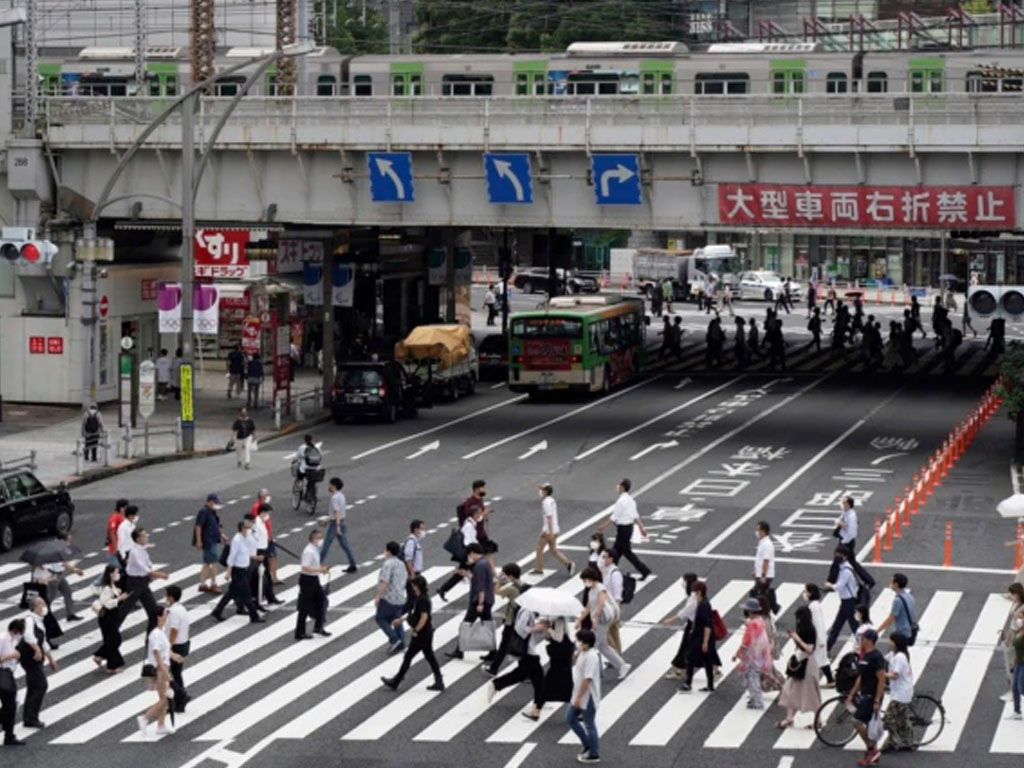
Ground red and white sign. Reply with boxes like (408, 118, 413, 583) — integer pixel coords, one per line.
(28, 336, 45, 354)
(141, 278, 158, 301)
(99, 295, 109, 318)
(241, 316, 261, 356)
(194, 229, 252, 278)
(718, 184, 1016, 229)
(46, 337, 63, 355)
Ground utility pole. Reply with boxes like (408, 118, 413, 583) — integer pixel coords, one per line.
(276, 0, 297, 96)
(134, 0, 147, 94)
(180, 91, 196, 451)
(23, 0, 37, 136)
(189, 0, 215, 85)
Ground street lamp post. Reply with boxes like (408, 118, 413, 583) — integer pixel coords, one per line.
(76, 42, 314, 447)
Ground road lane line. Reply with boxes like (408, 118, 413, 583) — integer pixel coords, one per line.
(920, 593, 1006, 752)
(351, 395, 527, 460)
(501, 743, 536, 768)
(700, 383, 904, 556)
(462, 377, 659, 460)
(573, 377, 742, 460)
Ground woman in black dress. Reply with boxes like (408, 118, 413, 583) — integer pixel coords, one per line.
(92, 565, 128, 673)
(663, 573, 699, 679)
(681, 580, 722, 692)
(381, 575, 444, 692)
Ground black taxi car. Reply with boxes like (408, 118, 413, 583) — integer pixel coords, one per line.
(0, 468, 74, 552)
(331, 361, 425, 423)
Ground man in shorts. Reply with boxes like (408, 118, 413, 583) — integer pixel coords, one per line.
(845, 628, 888, 765)
(194, 493, 226, 594)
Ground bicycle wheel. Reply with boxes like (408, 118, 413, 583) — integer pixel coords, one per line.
(815, 695, 859, 747)
(292, 478, 303, 511)
(909, 693, 945, 747)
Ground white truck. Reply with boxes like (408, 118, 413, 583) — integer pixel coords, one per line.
(610, 245, 740, 298)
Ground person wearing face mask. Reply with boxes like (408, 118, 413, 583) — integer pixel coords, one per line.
(566, 628, 601, 764)
(575, 566, 630, 680)
(296, 529, 331, 640)
(92, 564, 129, 673)
(662, 572, 699, 680)
(803, 584, 833, 686)
(210, 517, 265, 625)
(533, 484, 574, 577)
(20, 597, 58, 729)
(402, 520, 424, 613)
(882, 632, 915, 751)
(596, 479, 652, 581)
(0, 619, 25, 746)
(81, 404, 104, 462)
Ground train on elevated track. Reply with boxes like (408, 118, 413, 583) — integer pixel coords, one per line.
(30, 40, 1024, 99)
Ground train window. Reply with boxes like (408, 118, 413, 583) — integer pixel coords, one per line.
(267, 74, 278, 97)
(215, 77, 244, 97)
(392, 75, 405, 96)
(410, 74, 422, 96)
(661, 74, 673, 95)
(353, 75, 372, 97)
(441, 74, 494, 97)
(866, 71, 888, 93)
(826, 72, 848, 94)
(642, 73, 655, 95)
(695, 72, 749, 95)
(165, 74, 178, 96)
(316, 75, 336, 96)
(910, 68, 943, 94)
(148, 79, 161, 97)
(515, 73, 528, 96)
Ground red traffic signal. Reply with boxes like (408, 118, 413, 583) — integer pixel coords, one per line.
(0, 230, 58, 265)
(20, 242, 40, 262)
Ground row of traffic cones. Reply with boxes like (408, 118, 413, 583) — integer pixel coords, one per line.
(873, 381, 1004, 567)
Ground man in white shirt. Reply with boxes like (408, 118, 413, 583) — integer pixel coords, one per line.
(248, 504, 280, 606)
(597, 478, 652, 580)
(211, 516, 265, 624)
(0, 619, 26, 746)
(21, 598, 57, 729)
(533, 483, 574, 577)
(752, 520, 779, 614)
(155, 349, 171, 400)
(296, 529, 331, 640)
(116, 505, 140, 562)
(824, 546, 861, 651)
(566, 628, 601, 764)
(122, 527, 167, 633)
(320, 477, 357, 572)
(834, 496, 859, 554)
(483, 284, 497, 326)
(165, 584, 191, 713)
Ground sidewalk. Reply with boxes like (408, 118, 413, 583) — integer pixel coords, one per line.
(0, 367, 329, 488)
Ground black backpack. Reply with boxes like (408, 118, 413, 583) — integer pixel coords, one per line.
(305, 444, 322, 467)
(85, 413, 100, 433)
(834, 651, 861, 695)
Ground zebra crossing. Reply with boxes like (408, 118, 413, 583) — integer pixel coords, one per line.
(0, 553, 1020, 758)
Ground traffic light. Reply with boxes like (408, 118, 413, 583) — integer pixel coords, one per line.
(968, 285, 1024, 322)
(0, 227, 58, 265)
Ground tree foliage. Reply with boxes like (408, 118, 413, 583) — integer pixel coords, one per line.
(412, 0, 689, 53)
(320, 0, 390, 55)
(996, 343, 1024, 419)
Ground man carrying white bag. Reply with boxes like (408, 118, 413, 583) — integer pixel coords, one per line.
(447, 543, 496, 658)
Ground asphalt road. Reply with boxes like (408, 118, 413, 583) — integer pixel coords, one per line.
(1, 372, 1020, 768)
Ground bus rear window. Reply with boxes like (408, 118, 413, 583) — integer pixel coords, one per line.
(511, 318, 583, 338)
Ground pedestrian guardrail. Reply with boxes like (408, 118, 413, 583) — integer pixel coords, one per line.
(273, 385, 325, 431)
(72, 433, 110, 474)
(0, 450, 38, 472)
(118, 419, 182, 459)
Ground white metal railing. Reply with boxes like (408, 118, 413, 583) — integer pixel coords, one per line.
(39, 93, 1024, 138)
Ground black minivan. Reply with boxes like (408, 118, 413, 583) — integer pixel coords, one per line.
(331, 361, 425, 423)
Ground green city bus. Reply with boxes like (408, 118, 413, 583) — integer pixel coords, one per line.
(508, 294, 647, 397)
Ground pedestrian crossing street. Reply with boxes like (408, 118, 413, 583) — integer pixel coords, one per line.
(645, 334, 1002, 378)
(0, 556, 1021, 756)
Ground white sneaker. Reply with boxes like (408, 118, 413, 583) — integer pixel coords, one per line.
(156, 723, 175, 735)
(486, 681, 497, 704)
(136, 715, 148, 737)
(1005, 712, 1023, 721)
(618, 663, 632, 680)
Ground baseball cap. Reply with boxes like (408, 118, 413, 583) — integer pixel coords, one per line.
(206, 493, 221, 503)
(860, 628, 879, 642)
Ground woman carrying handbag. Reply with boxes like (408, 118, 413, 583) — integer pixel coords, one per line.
(92, 565, 129, 673)
(777, 605, 821, 728)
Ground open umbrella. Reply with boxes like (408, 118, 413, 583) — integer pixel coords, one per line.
(997, 493, 1024, 519)
(19, 540, 83, 567)
(938, 274, 959, 282)
(516, 586, 583, 617)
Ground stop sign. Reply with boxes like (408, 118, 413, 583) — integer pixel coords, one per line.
(99, 295, 109, 318)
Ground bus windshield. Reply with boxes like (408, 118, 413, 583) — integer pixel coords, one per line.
(511, 317, 583, 338)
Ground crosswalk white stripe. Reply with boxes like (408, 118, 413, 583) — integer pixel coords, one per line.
(254, 580, 479, 742)
(628, 579, 758, 746)
(842, 589, 962, 751)
(920, 593, 1007, 752)
(772, 589, 894, 751)
(349, 569, 567, 742)
(557, 576, 717, 745)
(481, 576, 670, 745)
(131, 566, 452, 743)
(13, 563, 210, 687)
(0, 562, 27, 578)
(57, 569, 372, 744)
(990, 700, 1024, 753)
(42, 568, 310, 744)
(702, 583, 807, 748)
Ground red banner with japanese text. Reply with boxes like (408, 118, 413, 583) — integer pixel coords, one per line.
(194, 229, 252, 278)
(718, 184, 1015, 229)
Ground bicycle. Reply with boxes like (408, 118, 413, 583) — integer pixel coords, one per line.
(814, 692, 945, 749)
(291, 464, 323, 516)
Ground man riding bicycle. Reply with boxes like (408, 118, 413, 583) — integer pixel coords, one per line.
(295, 434, 323, 494)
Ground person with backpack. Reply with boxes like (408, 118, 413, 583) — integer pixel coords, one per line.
(321, 477, 357, 573)
(483, 563, 529, 677)
(877, 573, 917, 644)
(81, 404, 103, 462)
(576, 566, 630, 680)
(295, 433, 323, 492)
(825, 547, 862, 652)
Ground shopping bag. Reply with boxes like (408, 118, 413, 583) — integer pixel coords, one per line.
(250, 438, 259, 454)
(458, 619, 496, 653)
(867, 712, 885, 743)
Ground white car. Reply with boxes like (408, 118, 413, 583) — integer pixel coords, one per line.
(736, 271, 802, 302)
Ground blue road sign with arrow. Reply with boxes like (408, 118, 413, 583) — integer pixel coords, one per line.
(483, 153, 532, 204)
(368, 152, 414, 202)
(591, 154, 641, 205)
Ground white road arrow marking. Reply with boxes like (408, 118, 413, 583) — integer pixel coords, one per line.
(630, 440, 679, 461)
(599, 163, 635, 198)
(870, 452, 907, 466)
(405, 440, 440, 460)
(374, 157, 406, 200)
(518, 440, 548, 460)
(493, 159, 524, 202)
(674, 377, 693, 390)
